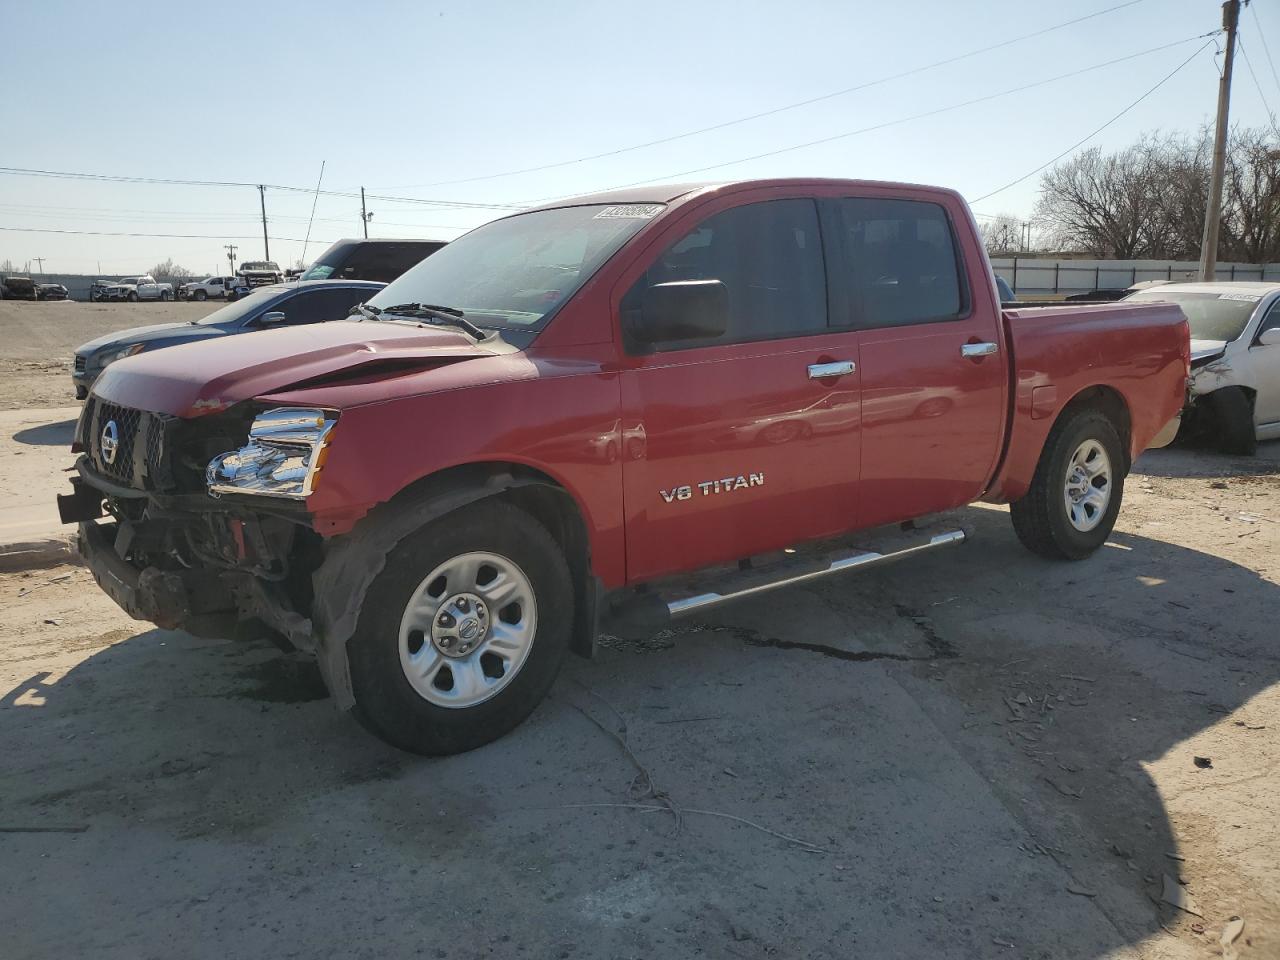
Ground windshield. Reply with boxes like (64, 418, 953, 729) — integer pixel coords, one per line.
(192, 286, 285, 325)
(1126, 290, 1262, 342)
(367, 203, 664, 330)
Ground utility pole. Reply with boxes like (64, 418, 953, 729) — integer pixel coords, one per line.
(258, 185, 270, 262)
(32, 257, 45, 275)
(225, 243, 238, 275)
(361, 187, 369, 239)
(1199, 0, 1240, 282)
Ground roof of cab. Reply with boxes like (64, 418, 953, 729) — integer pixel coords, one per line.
(525, 178, 963, 213)
(1135, 281, 1280, 296)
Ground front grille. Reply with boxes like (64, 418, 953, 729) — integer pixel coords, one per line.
(90, 401, 142, 484)
(74, 355, 86, 373)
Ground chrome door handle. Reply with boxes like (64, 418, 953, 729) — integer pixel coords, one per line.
(808, 360, 856, 379)
(961, 342, 999, 358)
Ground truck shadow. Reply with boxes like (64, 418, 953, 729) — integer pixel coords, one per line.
(0, 508, 1275, 958)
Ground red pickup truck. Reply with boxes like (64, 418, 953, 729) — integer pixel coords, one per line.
(59, 179, 1189, 755)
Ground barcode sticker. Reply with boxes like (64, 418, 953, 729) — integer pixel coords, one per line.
(594, 204, 664, 220)
(1218, 293, 1262, 301)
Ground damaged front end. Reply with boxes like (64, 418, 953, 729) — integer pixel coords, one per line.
(59, 396, 329, 652)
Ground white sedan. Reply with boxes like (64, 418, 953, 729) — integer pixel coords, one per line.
(1127, 282, 1280, 454)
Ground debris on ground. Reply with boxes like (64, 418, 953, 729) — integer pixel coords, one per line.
(1221, 916, 1245, 960)
(1193, 756, 1213, 769)
(1160, 874, 1204, 918)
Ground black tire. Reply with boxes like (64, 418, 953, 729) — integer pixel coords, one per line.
(161, 290, 172, 301)
(347, 499, 574, 755)
(1010, 408, 1126, 561)
(127, 291, 139, 302)
(194, 289, 207, 301)
(1207, 388, 1257, 456)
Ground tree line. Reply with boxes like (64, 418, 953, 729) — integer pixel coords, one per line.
(982, 126, 1279, 262)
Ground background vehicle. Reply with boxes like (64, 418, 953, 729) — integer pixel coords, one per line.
(89, 279, 116, 302)
(179, 276, 236, 301)
(1126, 281, 1280, 454)
(36, 282, 69, 300)
(69, 279, 383, 398)
(60, 179, 1188, 756)
(300, 238, 446, 283)
(237, 261, 283, 287)
(101, 275, 173, 302)
(1, 276, 38, 300)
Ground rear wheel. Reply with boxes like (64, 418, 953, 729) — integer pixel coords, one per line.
(1010, 409, 1126, 560)
(1207, 387, 1257, 456)
(160, 290, 172, 301)
(347, 500, 573, 755)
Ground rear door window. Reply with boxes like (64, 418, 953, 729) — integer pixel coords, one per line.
(832, 198, 966, 329)
(624, 198, 827, 349)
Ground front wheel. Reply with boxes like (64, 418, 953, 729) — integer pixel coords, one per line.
(347, 500, 574, 755)
(127, 292, 139, 302)
(194, 289, 207, 301)
(1207, 387, 1257, 456)
(160, 290, 172, 301)
(1010, 409, 1126, 560)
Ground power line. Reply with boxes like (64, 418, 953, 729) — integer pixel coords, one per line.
(1238, 38, 1280, 135)
(528, 32, 1216, 203)
(0, 225, 338, 243)
(969, 39, 1214, 204)
(374, 0, 1149, 191)
(1249, 0, 1280, 95)
(0, 166, 524, 210)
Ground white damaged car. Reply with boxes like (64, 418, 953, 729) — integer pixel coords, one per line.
(1126, 282, 1280, 455)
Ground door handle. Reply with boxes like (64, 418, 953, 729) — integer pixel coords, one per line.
(808, 360, 856, 379)
(961, 342, 999, 358)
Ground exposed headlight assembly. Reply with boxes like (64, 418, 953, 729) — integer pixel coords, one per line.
(206, 408, 337, 499)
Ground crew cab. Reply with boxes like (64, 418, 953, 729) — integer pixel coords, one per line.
(58, 179, 1189, 756)
(101, 275, 173, 302)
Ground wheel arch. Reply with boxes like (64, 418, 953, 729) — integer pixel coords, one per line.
(312, 459, 601, 710)
(1056, 384, 1133, 467)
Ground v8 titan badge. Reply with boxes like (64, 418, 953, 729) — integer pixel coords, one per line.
(661, 472, 764, 503)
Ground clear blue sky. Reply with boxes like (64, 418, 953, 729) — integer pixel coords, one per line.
(2, 0, 1277, 276)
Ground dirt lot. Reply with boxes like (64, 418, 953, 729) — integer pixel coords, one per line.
(0, 300, 220, 409)
(1, 431, 1277, 958)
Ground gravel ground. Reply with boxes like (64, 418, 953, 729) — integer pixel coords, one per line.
(1, 437, 1277, 959)
(0, 300, 221, 409)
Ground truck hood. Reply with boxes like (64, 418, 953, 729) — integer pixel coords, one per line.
(75, 322, 227, 355)
(90, 319, 502, 418)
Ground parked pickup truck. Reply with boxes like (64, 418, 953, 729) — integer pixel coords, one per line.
(101, 275, 174, 302)
(237, 261, 283, 288)
(178, 276, 237, 301)
(58, 179, 1190, 755)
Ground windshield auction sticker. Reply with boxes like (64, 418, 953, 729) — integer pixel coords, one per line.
(594, 204, 664, 219)
(1218, 293, 1262, 301)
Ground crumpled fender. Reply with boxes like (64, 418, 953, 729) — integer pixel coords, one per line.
(310, 471, 549, 710)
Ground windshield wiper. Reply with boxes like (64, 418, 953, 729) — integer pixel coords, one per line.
(352, 302, 381, 321)
(376, 303, 487, 341)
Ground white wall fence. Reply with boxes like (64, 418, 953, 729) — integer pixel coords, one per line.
(990, 258, 1280, 296)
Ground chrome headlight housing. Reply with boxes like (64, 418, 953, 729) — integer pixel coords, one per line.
(206, 408, 337, 499)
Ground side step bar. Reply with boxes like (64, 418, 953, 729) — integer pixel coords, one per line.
(604, 529, 966, 635)
(667, 531, 966, 618)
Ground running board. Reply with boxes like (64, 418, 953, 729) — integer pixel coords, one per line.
(603, 529, 966, 635)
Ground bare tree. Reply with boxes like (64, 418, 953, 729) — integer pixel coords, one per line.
(1036, 127, 1279, 262)
(149, 259, 195, 281)
(978, 214, 1024, 255)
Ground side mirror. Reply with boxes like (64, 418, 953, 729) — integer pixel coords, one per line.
(1258, 327, 1280, 346)
(258, 311, 286, 325)
(633, 280, 729, 344)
